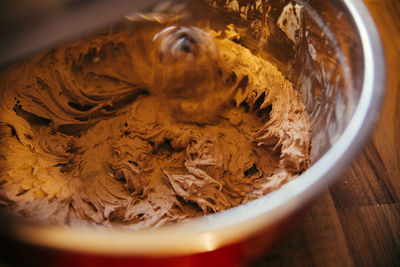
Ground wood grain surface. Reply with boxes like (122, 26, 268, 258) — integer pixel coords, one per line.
(253, 0, 400, 266)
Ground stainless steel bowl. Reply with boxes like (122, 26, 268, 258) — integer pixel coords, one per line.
(0, 0, 385, 266)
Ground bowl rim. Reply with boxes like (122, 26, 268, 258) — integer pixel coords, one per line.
(10, 0, 386, 257)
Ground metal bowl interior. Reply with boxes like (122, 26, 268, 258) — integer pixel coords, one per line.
(0, 0, 385, 258)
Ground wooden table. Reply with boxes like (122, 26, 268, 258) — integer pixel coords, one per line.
(253, 0, 400, 266)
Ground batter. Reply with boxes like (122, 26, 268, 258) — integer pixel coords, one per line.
(0, 24, 310, 229)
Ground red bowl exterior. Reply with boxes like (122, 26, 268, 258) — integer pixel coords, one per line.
(0, 207, 306, 267)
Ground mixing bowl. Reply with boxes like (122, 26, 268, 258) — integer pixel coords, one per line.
(0, 0, 385, 266)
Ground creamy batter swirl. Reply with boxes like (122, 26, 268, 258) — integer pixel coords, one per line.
(0, 23, 310, 229)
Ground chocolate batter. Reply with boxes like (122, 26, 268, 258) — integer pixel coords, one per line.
(0, 23, 310, 229)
